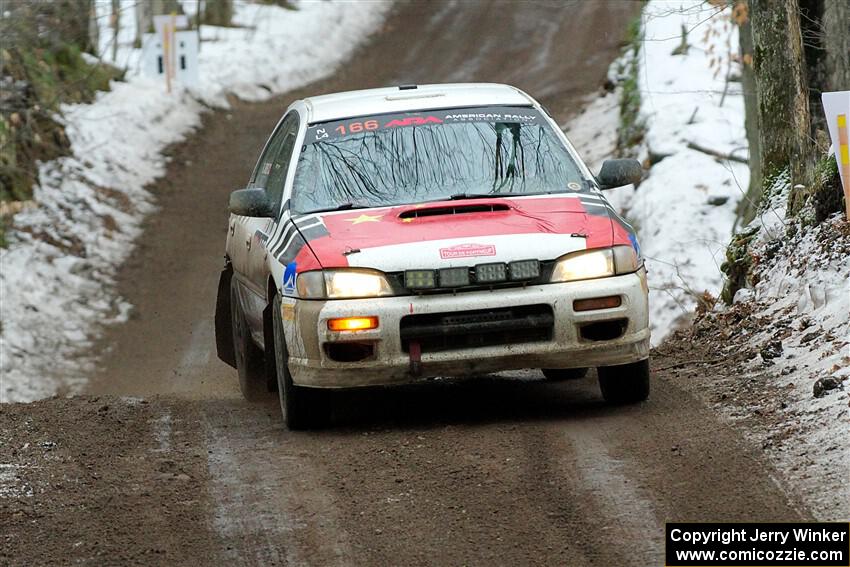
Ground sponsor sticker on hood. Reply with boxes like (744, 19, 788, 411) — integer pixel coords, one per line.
(439, 243, 497, 259)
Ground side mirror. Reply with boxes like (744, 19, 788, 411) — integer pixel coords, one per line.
(229, 188, 275, 217)
(597, 159, 642, 189)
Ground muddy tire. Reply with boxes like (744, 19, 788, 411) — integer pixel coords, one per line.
(262, 302, 279, 393)
(272, 295, 330, 430)
(541, 368, 588, 380)
(597, 359, 650, 404)
(230, 278, 266, 401)
(214, 264, 236, 368)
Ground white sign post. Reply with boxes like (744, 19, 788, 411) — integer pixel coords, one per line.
(140, 14, 199, 91)
(822, 91, 850, 219)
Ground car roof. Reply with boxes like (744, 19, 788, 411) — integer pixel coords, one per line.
(301, 83, 537, 124)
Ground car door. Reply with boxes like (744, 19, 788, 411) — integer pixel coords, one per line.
(246, 112, 299, 296)
(230, 120, 283, 277)
(229, 116, 291, 341)
(227, 213, 252, 285)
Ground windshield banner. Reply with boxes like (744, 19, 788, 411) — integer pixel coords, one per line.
(304, 106, 543, 144)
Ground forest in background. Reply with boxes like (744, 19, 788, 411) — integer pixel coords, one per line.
(0, 0, 259, 242)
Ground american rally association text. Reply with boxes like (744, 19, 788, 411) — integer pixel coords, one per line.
(670, 527, 848, 547)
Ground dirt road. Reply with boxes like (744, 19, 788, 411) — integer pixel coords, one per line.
(1, 2, 812, 565)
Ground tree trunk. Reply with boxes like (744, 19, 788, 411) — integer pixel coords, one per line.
(197, 0, 204, 51)
(86, 0, 98, 55)
(111, 0, 120, 62)
(798, 0, 828, 138)
(750, 0, 814, 195)
(135, 0, 184, 46)
(737, 2, 763, 224)
(823, 0, 850, 92)
(134, 1, 152, 47)
(33, 0, 98, 54)
(203, 0, 233, 27)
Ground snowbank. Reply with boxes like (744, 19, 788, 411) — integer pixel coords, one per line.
(722, 178, 849, 518)
(605, 0, 748, 344)
(0, 0, 392, 402)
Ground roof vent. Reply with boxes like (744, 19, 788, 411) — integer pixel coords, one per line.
(398, 84, 418, 91)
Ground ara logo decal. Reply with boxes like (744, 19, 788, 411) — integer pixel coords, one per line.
(439, 243, 497, 259)
(283, 262, 297, 293)
(384, 116, 443, 128)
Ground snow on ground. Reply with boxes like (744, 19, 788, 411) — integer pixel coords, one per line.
(563, 90, 620, 174)
(606, 0, 749, 344)
(0, 0, 392, 403)
(724, 179, 849, 518)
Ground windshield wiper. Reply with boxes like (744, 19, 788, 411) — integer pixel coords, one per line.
(447, 192, 517, 201)
(303, 202, 371, 214)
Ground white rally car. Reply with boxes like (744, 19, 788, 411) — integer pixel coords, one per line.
(215, 83, 650, 429)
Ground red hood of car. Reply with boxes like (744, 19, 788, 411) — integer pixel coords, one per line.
(292, 195, 631, 271)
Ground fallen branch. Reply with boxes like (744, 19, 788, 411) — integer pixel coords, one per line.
(686, 141, 749, 164)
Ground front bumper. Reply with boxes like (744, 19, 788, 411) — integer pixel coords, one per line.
(284, 270, 649, 388)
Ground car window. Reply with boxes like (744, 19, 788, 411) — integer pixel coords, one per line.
(252, 112, 299, 210)
(291, 106, 587, 214)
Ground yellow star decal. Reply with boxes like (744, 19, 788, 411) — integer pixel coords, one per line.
(345, 213, 383, 224)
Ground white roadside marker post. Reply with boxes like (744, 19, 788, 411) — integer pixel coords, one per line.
(822, 91, 850, 219)
(144, 14, 198, 93)
(162, 17, 172, 93)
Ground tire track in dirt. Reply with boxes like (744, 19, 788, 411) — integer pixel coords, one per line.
(202, 399, 356, 567)
(0, 398, 221, 566)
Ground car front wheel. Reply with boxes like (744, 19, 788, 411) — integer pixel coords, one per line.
(272, 295, 330, 430)
(597, 359, 650, 404)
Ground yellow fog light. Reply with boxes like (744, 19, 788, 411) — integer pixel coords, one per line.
(327, 316, 379, 332)
(573, 296, 622, 312)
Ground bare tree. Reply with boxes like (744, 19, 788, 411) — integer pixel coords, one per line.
(134, 0, 185, 47)
(111, 0, 120, 62)
(203, 0, 233, 27)
(725, 0, 845, 301)
(736, 1, 762, 223)
(2, 0, 98, 54)
(822, 0, 849, 91)
(749, 0, 813, 190)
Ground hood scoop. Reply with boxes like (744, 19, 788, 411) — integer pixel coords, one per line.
(399, 203, 510, 220)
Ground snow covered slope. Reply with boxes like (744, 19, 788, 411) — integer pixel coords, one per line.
(0, 0, 392, 402)
(717, 178, 849, 519)
(605, 0, 749, 344)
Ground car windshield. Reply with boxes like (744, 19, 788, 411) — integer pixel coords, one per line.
(290, 106, 588, 214)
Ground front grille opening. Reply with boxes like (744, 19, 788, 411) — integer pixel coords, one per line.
(579, 319, 628, 342)
(387, 260, 557, 296)
(324, 342, 375, 362)
(400, 304, 553, 353)
(398, 203, 510, 219)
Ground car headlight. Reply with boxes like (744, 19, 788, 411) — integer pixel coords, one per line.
(296, 269, 393, 299)
(550, 246, 640, 283)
